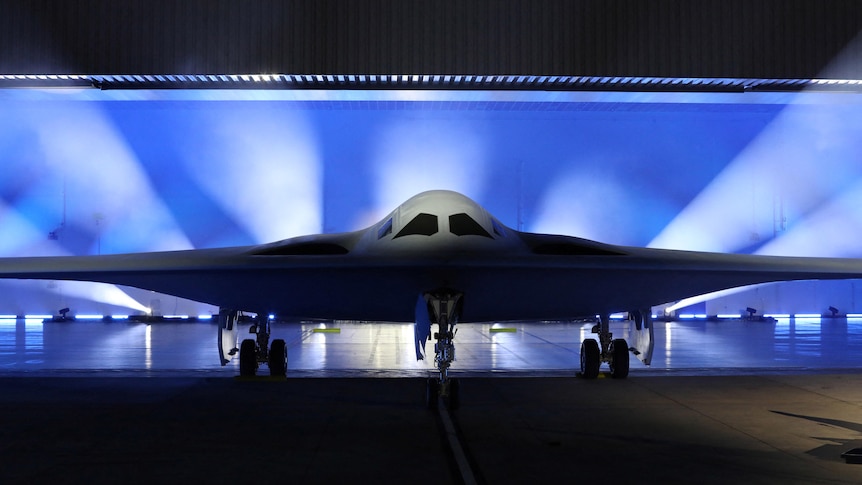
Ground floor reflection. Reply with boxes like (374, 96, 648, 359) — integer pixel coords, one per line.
(0, 317, 859, 376)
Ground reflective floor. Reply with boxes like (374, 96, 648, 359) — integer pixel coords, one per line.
(1, 316, 860, 377)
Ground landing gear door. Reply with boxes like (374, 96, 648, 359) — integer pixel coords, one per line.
(414, 294, 431, 361)
(218, 309, 240, 365)
(623, 310, 655, 366)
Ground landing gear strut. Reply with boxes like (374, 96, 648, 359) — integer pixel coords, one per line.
(421, 290, 463, 410)
(580, 313, 630, 379)
(239, 314, 286, 377)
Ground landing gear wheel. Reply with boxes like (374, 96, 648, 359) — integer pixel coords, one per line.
(447, 378, 460, 411)
(426, 378, 439, 410)
(609, 338, 630, 379)
(239, 339, 257, 377)
(269, 339, 287, 377)
(580, 339, 600, 379)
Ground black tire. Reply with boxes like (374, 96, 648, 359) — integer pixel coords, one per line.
(609, 338, 630, 379)
(269, 339, 287, 377)
(580, 339, 600, 379)
(426, 378, 439, 410)
(448, 378, 460, 411)
(239, 339, 257, 377)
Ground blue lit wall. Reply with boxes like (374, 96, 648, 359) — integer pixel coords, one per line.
(1, 90, 861, 315)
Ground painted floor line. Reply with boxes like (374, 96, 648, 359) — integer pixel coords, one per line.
(438, 399, 478, 485)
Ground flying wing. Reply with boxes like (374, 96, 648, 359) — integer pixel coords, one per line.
(0, 208, 857, 322)
(2, 190, 861, 387)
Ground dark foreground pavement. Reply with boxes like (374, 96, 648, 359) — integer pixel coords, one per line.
(1, 374, 861, 484)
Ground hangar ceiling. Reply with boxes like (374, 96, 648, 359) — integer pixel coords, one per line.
(1, 0, 861, 91)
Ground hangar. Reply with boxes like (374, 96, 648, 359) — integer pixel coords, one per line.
(1, 1, 862, 483)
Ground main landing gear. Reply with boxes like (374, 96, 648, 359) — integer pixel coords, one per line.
(579, 313, 630, 379)
(238, 314, 287, 377)
(421, 290, 463, 410)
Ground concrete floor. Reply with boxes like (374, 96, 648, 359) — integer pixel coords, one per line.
(1, 318, 861, 483)
(459, 374, 862, 484)
(1, 375, 861, 484)
(2, 317, 861, 375)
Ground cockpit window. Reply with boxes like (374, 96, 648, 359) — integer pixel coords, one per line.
(394, 213, 438, 238)
(449, 213, 492, 238)
(377, 218, 393, 239)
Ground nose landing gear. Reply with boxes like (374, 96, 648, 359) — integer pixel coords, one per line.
(420, 290, 463, 410)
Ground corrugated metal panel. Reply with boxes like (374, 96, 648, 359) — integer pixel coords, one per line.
(0, 0, 860, 79)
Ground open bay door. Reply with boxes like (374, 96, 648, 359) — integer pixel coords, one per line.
(623, 309, 655, 365)
(414, 294, 432, 360)
(218, 309, 240, 365)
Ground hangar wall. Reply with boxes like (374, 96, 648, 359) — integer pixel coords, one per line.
(2, 1, 862, 318)
(1, 89, 862, 317)
(705, 281, 862, 317)
(1, 0, 861, 79)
